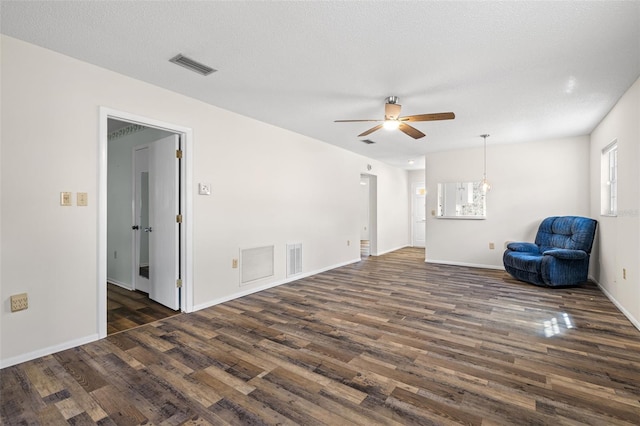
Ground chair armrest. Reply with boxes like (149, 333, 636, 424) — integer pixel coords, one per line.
(506, 242, 539, 253)
(542, 249, 587, 260)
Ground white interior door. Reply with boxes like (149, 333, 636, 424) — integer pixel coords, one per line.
(133, 146, 150, 293)
(149, 135, 180, 310)
(412, 183, 426, 248)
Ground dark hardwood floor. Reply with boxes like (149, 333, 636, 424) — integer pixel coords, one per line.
(107, 283, 180, 335)
(2, 248, 639, 425)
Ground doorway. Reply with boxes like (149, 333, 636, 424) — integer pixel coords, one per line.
(360, 173, 377, 258)
(411, 182, 426, 248)
(107, 126, 181, 332)
(99, 108, 193, 338)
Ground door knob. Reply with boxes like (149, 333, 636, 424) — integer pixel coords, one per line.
(132, 225, 139, 230)
(144, 227, 153, 233)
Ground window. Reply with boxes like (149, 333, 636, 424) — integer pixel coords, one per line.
(601, 140, 618, 216)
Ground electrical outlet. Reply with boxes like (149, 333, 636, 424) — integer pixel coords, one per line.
(489, 242, 495, 250)
(11, 293, 28, 312)
(232, 259, 238, 269)
(347, 240, 351, 246)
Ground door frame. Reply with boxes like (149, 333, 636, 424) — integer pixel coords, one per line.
(98, 107, 193, 338)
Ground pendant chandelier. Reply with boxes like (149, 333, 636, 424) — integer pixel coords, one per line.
(481, 134, 491, 192)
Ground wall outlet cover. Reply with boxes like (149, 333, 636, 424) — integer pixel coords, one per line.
(198, 183, 211, 195)
(10, 293, 28, 312)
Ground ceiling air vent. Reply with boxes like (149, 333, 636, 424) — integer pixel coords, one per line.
(361, 139, 376, 144)
(169, 54, 217, 76)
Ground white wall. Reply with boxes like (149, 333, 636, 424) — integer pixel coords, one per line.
(0, 36, 410, 366)
(408, 169, 425, 185)
(375, 166, 411, 254)
(425, 136, 591, 268)
(589, 76, 640, 329)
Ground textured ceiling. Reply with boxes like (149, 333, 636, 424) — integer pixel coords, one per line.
(2, 1, 639, 169)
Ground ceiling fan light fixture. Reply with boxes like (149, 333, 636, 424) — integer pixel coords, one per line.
(334, 96, 455, 139)
(383, 120, 400, 131)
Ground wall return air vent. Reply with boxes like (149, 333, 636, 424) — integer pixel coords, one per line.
(169, 54, 217, 76)
(240, 245, 274, 285)
(286, 243, 302, 277)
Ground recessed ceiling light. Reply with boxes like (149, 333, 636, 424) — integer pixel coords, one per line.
(408, 160, 415, 165)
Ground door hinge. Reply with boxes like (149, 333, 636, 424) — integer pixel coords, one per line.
(176, 279, 182, 288)
(176, 214, 183, 223)
(176, 149, 183, 159)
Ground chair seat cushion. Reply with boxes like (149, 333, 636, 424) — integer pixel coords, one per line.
(505, 252, 542, 274)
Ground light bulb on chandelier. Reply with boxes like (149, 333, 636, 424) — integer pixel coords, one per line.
(481, 134, 491, 192)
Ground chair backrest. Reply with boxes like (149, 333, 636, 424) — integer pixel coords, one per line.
(535, 216, 597, 253)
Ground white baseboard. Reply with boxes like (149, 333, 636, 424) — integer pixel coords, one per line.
(590, 275, 640, 332)
(192, 257, 361, 312)
(1, 333, 100, 369)
(426, 259, 505, 270)
(107, 278, 132, 290)
(374, 245, 410, 256)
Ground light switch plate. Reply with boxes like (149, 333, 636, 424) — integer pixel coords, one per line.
(60, 192, 72, 206)
(198, 183, 211, 195)
(77, 192, 88, 206)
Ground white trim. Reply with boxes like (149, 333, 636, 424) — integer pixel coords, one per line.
(373, 245, 410, 257)
(99, 107, 194, 340)
(0, 334, 100, 369)
(591, 276, 640, 332)
(192, 258, 361, 312)
(425, 259, 505, 270)
(601, 138, 618, 154)
(106, 278, 133, 290)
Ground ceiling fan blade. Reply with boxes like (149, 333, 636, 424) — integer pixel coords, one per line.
(399, 123, 426, 139)
(334, 119, 383, 122)
(384, 103, 402, 120)
(358, 124, 384, 137)
(400, 112, 455, 122)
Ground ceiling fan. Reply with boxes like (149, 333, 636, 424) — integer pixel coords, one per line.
(335, 96, 455, 139)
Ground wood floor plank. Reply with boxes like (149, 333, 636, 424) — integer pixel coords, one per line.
(106, 283, 180, 335)
(3, 248, 640, 425)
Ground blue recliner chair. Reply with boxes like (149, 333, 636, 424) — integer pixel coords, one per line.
(503, 216, 597, 287)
